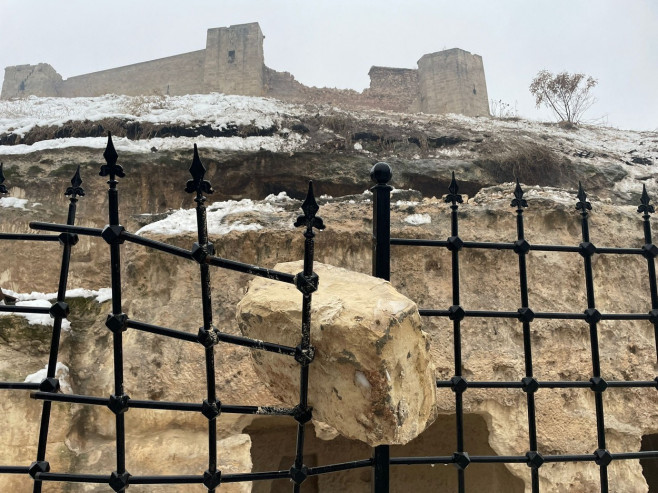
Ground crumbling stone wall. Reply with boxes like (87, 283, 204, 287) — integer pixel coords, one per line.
(1, 23, 490, 117)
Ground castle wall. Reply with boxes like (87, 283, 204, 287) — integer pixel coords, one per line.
(364, 66, 421, 113)
(1, 24, 490, 118)
(1, 63, 62, 99)
(417, 48, 490, 117)
(204, 23, 264, 97)
(59, 50, 206, 97)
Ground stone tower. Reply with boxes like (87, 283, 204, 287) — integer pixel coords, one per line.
(417, 48, 490, 117)
(203, 22, 265, 97)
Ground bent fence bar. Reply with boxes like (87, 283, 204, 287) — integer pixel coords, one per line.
(0, 140, 656, 492)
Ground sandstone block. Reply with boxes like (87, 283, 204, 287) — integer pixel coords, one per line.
(236, 261, 438, 446)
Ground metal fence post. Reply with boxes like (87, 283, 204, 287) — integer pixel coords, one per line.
(370, 162, 392, 493)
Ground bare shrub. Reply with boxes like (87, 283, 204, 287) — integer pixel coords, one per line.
(529, 70, 597, 124)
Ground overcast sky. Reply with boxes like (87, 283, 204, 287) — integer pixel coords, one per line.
(1, 0, 656, 131)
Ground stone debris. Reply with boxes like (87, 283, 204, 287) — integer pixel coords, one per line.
(236, 260, 438, 446)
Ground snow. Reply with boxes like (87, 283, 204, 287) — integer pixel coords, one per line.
(0, 287, 112, 330)
(0, 93, 302, 137)
(0, 298, 71, 330)
(0, 197, 28, 209)
(404, 213, 431, 225)
(24, 362, 72, 393)
(2, 287, 112, 304)
(136, 198, 285, 235)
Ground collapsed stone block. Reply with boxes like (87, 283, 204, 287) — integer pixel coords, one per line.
(236, 261, 438, 446)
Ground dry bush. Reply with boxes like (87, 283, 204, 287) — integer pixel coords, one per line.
(120, 92, 168, 117)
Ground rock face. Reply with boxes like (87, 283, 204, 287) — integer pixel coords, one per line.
(236, 261, 438, 446)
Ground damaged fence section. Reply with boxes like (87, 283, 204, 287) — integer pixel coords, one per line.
(0, 138, 656, 493)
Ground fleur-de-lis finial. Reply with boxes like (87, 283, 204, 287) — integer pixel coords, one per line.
(185, 144, 214, 196)
(637, 184, 655, 215)
(445, 171, 463, 205)
(576, 182, 592, 212)
(99, 133, 125, 179)
(65, 165, 85, 198)
(294, 181, 325, 231)
(0, 163, 7, 195)
(510, 178, 528, 209)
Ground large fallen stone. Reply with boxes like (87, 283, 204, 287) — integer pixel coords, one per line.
(236, 261, 438, 446)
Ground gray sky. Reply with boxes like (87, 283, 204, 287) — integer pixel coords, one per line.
(1, 0, 656, 130)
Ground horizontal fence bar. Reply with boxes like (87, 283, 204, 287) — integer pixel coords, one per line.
(436, 380, 658, 389)
(307, 459, 373, 476)
(0, 305, 50, 314)
(0, 466, 30, 474)
(129, 475, 203, 484)
(222, 470, 291, 483)
(31, 391, 298, 416)
(34, 472, 108, 483)
(0, 233, 60, 242)
(391, 238, 645, 256)
(419, 309, 652, 321)
(31, 392, 109, 406)
(121, 232, 194, 261)
(29, 222, 103, 237)
(206, 255, 296, 284)
(126, 320, 198, 343)
(215, 331, 297, 356)
(0, 382, 40, 390)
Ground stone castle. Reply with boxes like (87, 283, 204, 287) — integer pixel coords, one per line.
(1, 22, 490, 116)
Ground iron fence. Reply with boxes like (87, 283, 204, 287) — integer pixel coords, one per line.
(0, 137, 655, 492)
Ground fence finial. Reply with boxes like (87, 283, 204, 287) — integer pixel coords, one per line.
(294, 181, 325, 231)
(511, 178, 528, 209)
(445, 171, 463, 204)
(185, 144, 214, 200)
(100, 133, 125, 179)
(576, 182, 591, 212)
(638, 184, 655, 215)
(65, 166, 85, 198)
(0, 163, 6, 194)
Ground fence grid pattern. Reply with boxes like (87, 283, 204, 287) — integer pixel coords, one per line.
(370, 162, 658, 493)
(0, 144, 656, 492)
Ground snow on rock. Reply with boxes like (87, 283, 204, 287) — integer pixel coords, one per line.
(24, 362, 73, 393)
(0, 197, 28, 209)
(136, 198, 287, 236)
(0, 299, 71, 330)
(404, 213, 431, 225)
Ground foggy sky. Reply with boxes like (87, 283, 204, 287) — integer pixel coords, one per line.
(1, 0, 656, 130)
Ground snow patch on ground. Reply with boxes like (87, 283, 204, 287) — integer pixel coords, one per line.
(0, 197, 28, 209)
(136, 198, 285, 235)
(24, 362, 73, 393)
(404, 213, 431, 225)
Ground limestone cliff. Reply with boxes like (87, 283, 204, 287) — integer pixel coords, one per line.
(0, 95, 656, 492)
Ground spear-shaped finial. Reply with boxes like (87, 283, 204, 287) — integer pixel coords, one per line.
(638, 184, 655, 215)
(185, 144, 214, 197)
(510, 178, 528, 209)
(576, 182, 592, 212)
(445, 171, 463, 205)
(294, 181, 325, 231)
(65, 165, 85, 198)
(99, 133, 125, 179)
(0, 163, 7, 194)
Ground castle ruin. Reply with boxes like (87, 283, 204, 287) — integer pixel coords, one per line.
(1, 22, 490, 117)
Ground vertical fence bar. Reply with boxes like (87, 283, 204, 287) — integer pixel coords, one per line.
(32, 168, 85, 493)
(99, 134, 131, 492)
(445, 172, 469, 492)
(638, 185, 658, 359)
(511, 181, 543, 491)
(290, 181, 324, 492)
(185, 145, 221, 492)
(576, 183, 610, 492)
(370, 163, 392, 493)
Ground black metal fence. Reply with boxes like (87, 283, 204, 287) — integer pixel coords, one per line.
(0, 137, 655, 492)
